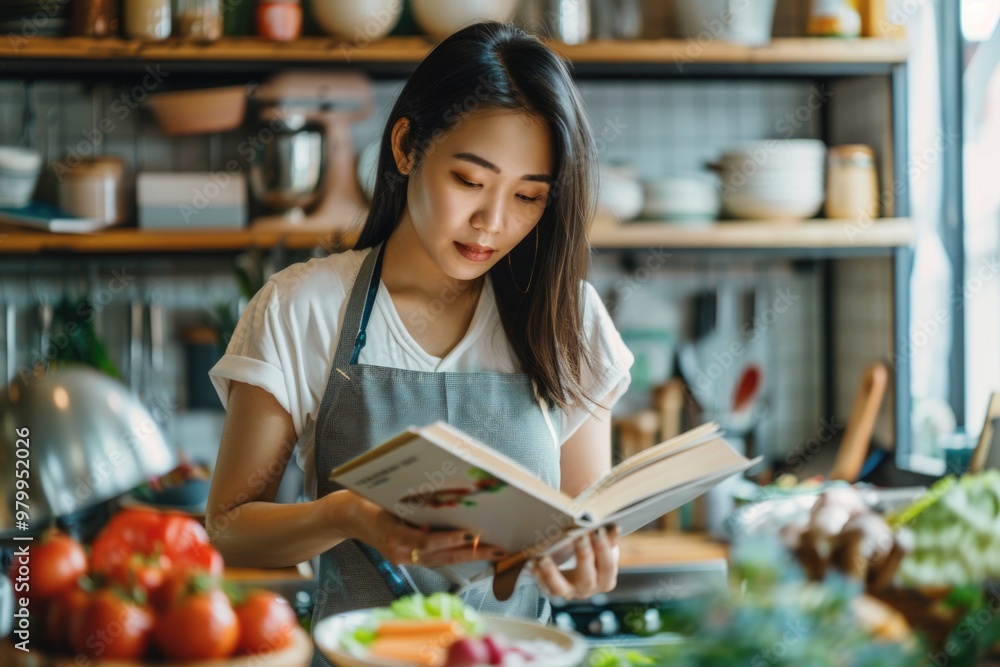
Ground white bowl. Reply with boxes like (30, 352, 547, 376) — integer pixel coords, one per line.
(0, 146, 42, 207)
(723, 189, 824, 220)
(314, 609, 589, 667)
(412, 0, 519, 39)
(312, 0, 403, 39)
(719, 139, 827, 171)
(642, 175, 720, 220)
(675, 0, 778, 45)
(599, 166, 644, 221)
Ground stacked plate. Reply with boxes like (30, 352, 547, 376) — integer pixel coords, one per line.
(715, 139, 826, 221)
(641, 174, 721, 224)
(0, 0, 70, 36)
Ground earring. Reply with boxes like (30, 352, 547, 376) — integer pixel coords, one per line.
(507, 226, 538, 294)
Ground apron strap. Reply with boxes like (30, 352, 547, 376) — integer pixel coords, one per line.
(332, 243, 385, 370)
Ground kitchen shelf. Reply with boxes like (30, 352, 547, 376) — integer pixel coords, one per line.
(0, 219, 913, 255)
(590, 218, 915, 251)
(0, 224, 356, 254)
(0, 36, 910, 78)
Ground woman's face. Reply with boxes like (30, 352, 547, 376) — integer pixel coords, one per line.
(393, 109, 554, 283)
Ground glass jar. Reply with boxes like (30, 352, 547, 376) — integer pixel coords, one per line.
(825, 145, 879, 221)
(71, 0, 120, 38)
(177, 0, 223, 42)
(124, 0, 172, 41)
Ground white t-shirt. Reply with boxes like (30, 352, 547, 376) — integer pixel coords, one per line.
(209, 247, 634, 499)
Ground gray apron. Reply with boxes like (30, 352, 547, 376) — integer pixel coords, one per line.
(310, 244, 562, 666)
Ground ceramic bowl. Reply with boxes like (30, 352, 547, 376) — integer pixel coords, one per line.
(411, 0, 519, 40)
(311, 0, 403, 39)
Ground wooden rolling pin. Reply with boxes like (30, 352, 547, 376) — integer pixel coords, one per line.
(830, 361, 889, 482)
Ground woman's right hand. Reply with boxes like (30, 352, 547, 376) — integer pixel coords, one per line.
(329, 490, 509, 568)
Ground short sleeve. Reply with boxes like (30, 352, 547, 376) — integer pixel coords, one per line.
(209, 280, 292, 416)
(559, 282, 634, 442)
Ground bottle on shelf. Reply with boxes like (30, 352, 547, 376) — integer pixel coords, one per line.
(807, 0, 862, 37)
(70, 0, 120, 38)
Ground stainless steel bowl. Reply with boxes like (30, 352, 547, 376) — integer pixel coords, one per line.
(0, 368, 177, 537)
(248, 112, 325, 213)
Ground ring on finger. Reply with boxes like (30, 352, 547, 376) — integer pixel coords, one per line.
(411, 547, 420, 564)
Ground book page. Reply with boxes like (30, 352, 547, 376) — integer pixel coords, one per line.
(573, 422, 722, 506)
(581, 437, 751, 518)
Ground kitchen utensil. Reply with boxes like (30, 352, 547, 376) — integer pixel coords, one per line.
(137, 172, 247, 229)
(830, 361, 888, 482)
(311, 0, 401, 39)
(412, 0, 520, 40)
(129, 297, 143, 394)
(0, 146, 42, 207)
(674, 0, 778, 45)
(249, 71, 373, 232)
(826, 144, 879, 221)
(538, 0, 591, 44)
(145, 86, 247, 136)
(56, 156, 125, 226)
(314, 609, 589, 667)
(968, 392, 1000, 474)
(124, 0, 171, 40)
(256, 0, 302, 40)
(70, 0, 120, 37)
(732, 364, 762, 413)
(176, 0, 223, 40)
(0, 367, 177, 537)
(5, 301, 16, 385)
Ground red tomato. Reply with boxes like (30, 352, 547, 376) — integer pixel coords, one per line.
(174, 540, 224, 576)
(9, 532, 87, 603)
(102, 508, 164, 553)
(45, 586, 90, 655)
(78, 589, 154, 661)
(110, 552, 173, 604)
(155, 587, 240, 660)
(235, 590, 297, 655)
(156, 512, 211, 561)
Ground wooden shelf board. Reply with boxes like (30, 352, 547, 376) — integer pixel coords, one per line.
(0, 219, 913, 254)
(0, 224, 355, 253)
(0, 36, 909, 66)
(589, 218, 914, 249)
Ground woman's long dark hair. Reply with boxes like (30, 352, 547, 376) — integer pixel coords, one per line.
(356, 21, 600, 412)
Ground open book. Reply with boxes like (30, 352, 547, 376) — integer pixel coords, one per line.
(330, 422, 757, 594)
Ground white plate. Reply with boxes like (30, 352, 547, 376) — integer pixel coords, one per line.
(314, 609, 589, 667)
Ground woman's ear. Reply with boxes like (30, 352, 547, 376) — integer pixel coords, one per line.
(390, 117, 416, 176)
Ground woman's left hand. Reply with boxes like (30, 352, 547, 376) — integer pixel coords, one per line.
(529, 525, 619, 600)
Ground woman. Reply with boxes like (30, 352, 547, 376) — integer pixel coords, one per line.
(207, 20, 633, 652)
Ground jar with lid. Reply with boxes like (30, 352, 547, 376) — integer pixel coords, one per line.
(825, 145, 879, 221)
(57, 156, 126, 226)
(177, 0, 223, 42)
(71, 0, 120, 38)
(125, 0, 172, 40)
(808, 0, 861, 37)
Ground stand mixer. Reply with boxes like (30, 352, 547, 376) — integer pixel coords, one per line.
(248, 72, 373, 232)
